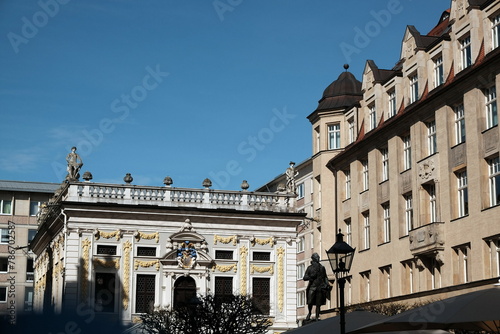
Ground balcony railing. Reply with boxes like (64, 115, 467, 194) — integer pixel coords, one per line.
(409, 222, 445, 256)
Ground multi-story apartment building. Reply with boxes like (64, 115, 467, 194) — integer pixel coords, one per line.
(324, 0, 500, 308)
(0, 180, 59, 323)
(29, 172, 304, 332)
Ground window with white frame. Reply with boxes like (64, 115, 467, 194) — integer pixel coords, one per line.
(381, 148, 389, 182)
(427, 120, 437, 155)
(297, 263, 305, 280)
(297, 236, 305, 253)
(30, 201, 42, 216)
(453, 244, 470, 283)
(0, 200, 12, 215)
(360, 271, 371, 302)
(454, 104, 466, 144)
(460, 35, 472, 70)
(404, 193, 413, 235)
(362, 160, 369, 191)
(345, 219, 352, 245)
(328, 123, 341, 149)
(369, 104, 377, 130)
(409, 74, 419, 104)
(315, 127, 320, 153)
(388, 90, 397, 118)
(457, 171, 468, 217)
(424, 183, 437, 223)
(402, 260, 415, 294)
(382, 203, 391, 243)
(493, 15, 500, 50)
(488, 156, 500, 207)
(297, 183, 305, 199)
(297, 291, 306, 307)
(485, 85, 498, 129)
(345, 170, 351, 199)
(380, 266, 392, 298)
(0, 229, 9, 244)
(348, 118, 355, 144)
(363, 212, 370, 250)
(403, 135, 412, 170)
(434, 56, 444, 87)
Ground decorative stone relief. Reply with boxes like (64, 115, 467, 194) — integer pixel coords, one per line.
(94, 229, 122, 241)
(212, 263, 237, 273)
(134, 231, 159, 243)
(418, 159, 435, 181)
(250, 264, 274, 274)
(123, 241, 132, 310)
(94, 258, 120, 269)
(240, 246, 248, 296)
(81, 238, 91, 302)
(250, 236, 275, 247)
(134, 260, 160, 271)
(214, 235, 237, 245)
(277, 247, 285, 312)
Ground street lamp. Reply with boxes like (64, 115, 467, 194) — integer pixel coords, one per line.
(326, 229, 355, 334)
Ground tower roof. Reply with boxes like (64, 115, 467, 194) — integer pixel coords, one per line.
(315, 65, 362, 112)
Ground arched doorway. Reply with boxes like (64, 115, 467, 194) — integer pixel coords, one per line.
(173, 276, 196, 309)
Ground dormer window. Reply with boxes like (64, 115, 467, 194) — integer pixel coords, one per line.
(388, 91, 397, 118)
(492, 15, 500, 50)
(369, 104, 377, 131)
(433, 56, 444, 87)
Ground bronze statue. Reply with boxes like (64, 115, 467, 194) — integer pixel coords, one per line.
(66, 146, 83, 181)
(303, 253, 331, 321)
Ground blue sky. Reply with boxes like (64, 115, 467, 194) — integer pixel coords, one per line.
(0, 0, 450, 190)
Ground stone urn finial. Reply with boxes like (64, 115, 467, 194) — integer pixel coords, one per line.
(163, 176, 173, 187)
(124, 173, 133, 184)
(82, 171, 93, 182)
(241, 180, 249, 191)
(202, 178, 212, 189)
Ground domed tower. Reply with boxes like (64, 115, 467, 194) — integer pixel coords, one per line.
(306, 65, 362, 254)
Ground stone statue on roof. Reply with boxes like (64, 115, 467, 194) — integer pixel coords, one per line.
(285, 161, 299, 194)
(66, 146, 83, 181)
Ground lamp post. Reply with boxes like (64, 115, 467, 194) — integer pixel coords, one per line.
(326, 229, 355, 334)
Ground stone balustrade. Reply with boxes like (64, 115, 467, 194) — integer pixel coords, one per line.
(65, 182, 296, 212)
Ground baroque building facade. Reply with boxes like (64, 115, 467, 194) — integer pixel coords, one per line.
(30, 174, 303, 332)
(0, 180, 60, 322)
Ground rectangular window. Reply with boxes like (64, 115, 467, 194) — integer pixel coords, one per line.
(1, 229, 9, 244)
(0, 257, 8, 272)
(360, 271, 371, 302)
(24, 287, 33, 312)
(0, 287, 6, 302)
(26, 259, 34, 281)
(348, 118, 355, 144)
(95, 272, 116, 313)
(215, 250, 233, 260)
(0, 200, 12, 215)
(297, 263, 305, 280)
(425, 184, 437, 223)
(297, 291, 306, 307)
(369, 104, 377, 130)
(409, 74, 419, 103)
(215, 277, 233, 304)
(454, 104, 466, 144)
(29, 201, 42, 216)
(28, 229, 37, 244)
(388, 90, 397, 118)
(403, 135, 412, 170)
(404, 194, 413, 235)
(328, 124, 341, 149)
(460, 35, 472, 69)
(453, 245, 470, 283)
(493, 15, 500, 49)
(485, 86, 498, 129)
(434, 56, 444, 87)
(136, 274, 156, 313)
(252, 278, 270, 315)
(297, 236, 305, 253)
(253, 252, 271, 261)
(297, 183, 305, 199)
(362, 160, 369, 191)
(457, 171, 468, 217)
(345, 219, 352, 245)
(345, 170, 351, 199)
(402, 260, 415, 294)
(315, 127, 320, 153)
(380, 266, 391, 298)
(382, 204, 391, 243)
(137, 247, 157, 257)
(427, 120, 437, 155)
(489, 156, 500, 206)
(96, 245, 117, 255)
(381, 148, 389, 182)
(363, 212, 370, 250)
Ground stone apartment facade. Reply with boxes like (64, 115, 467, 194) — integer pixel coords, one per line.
(0, 180, 60, 323)
(30, 176, 304, 332)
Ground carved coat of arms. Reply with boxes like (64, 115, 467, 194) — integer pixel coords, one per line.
(176, 241, 197, 269)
